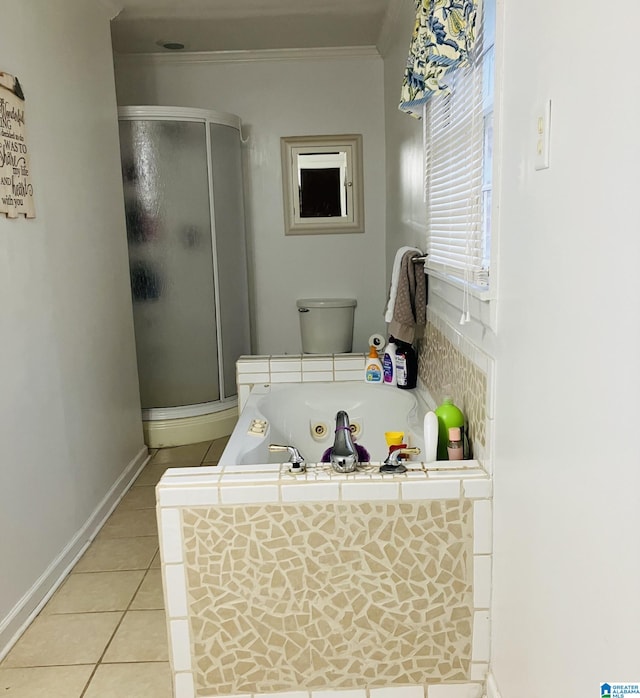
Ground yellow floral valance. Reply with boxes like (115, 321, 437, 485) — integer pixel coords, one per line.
(399, 0, 478, 118)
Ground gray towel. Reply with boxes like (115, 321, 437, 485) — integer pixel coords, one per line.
(388, 251, 427, 344)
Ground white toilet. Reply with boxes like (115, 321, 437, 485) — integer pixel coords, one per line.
(297, 298, 357, 354)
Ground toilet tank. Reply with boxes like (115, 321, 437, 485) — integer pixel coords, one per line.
(297, 298, 357, 354)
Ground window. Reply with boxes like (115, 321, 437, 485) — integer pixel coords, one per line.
(280, 135, 364, 235)
(424, 0, 495, 294)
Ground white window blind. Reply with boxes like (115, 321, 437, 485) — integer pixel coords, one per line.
(424, 6, 494, 291)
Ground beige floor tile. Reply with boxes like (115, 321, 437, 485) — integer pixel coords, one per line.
(202, 435, 230, 464)
(102, 610, 168, 663)
(150, 551, 160, 569)
(3, 613, 122, 667)
(119, 485, 156, 510)
(130, 569, 164, 610)
(44, 571, 145, 614)
(83, 662, 171, 698)
(74, 536, 158, 573)
(133, 464, 171, 486)
(100, 508, 158, 539)
(0, 665, 94, 697)
(149, 441, 211, 467)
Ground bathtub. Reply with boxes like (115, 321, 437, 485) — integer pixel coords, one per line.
(159, 378, 491, 697)
(219, 381, 426, 466)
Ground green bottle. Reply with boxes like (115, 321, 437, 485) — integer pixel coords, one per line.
(434, 398, 464, 460)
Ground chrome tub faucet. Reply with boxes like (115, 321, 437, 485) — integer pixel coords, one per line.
(330, 410, 359, 473)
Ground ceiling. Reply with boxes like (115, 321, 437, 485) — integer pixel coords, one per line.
(110, 0, 395, 54)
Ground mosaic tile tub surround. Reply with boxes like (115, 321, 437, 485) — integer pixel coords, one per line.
(417, 309, 494, 471)
(187, 499, 472, 693)
(157, 463, 492, 698)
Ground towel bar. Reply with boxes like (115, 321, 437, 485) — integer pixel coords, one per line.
(411, 255, 427, 263)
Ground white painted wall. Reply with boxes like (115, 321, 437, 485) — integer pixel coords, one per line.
(0, 0, 144, 652)
(381, 0, 426, 262)
(491, 0, 640, 693)
(114, 53, 388, 354)
(384, 0, 640, 694)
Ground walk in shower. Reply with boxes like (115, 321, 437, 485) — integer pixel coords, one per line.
(118, 107, 250, 445)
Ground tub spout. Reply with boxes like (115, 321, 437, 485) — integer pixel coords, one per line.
(330, 411, 359, 473)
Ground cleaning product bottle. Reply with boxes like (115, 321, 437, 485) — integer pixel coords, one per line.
(434, 397, 464, 460)
(382, 337, 397, 385)
(395, 340, 418, 389)
(447, 426, 464, 460)
(364, 345, 383, 383)
(423, 411, 438, 463)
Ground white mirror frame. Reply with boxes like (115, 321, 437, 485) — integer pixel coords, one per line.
(280, 134, 364, 235)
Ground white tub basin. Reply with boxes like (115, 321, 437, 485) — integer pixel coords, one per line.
(219, 381, 425, 466)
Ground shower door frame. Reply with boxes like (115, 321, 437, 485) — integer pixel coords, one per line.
(118, 106, 246, 422)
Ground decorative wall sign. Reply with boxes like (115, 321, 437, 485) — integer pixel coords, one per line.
(0, 71, 35, 219)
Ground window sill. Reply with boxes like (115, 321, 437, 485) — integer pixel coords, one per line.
(426, 269, 498, 336)
(425, 267, 496, 302)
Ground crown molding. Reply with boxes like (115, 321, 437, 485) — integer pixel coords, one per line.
(113, 45, 381, 66)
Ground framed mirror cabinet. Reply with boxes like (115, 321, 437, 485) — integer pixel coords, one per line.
(280, 134, 364, 235)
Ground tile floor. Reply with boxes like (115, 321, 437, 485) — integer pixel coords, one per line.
(0, 437, 228, 698)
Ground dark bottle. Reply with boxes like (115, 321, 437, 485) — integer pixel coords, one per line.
(395, 340, 417, 389)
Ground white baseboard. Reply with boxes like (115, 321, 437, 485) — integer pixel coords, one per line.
(485, 672, 502, 698)
(0, 445, 150, 661)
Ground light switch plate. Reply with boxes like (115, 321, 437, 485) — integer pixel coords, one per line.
(535, 99, 551, 170)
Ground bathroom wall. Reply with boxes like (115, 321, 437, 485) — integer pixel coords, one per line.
(381, 0, 427, 258)
(114, 52, 387, 355)
(490, 0, 640, 693)
(0, 0, 145, 654)
(383, 0, 640, 694)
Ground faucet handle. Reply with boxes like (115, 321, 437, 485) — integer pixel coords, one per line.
(268, 444, 293, 453)
(381, 446, 421, 473)
(268, 444, 306, 472)
(396, 447, 421, 458)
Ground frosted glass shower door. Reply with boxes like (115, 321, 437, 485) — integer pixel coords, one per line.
(119, 120, 219, 409)
(210, 123, 251, 399)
